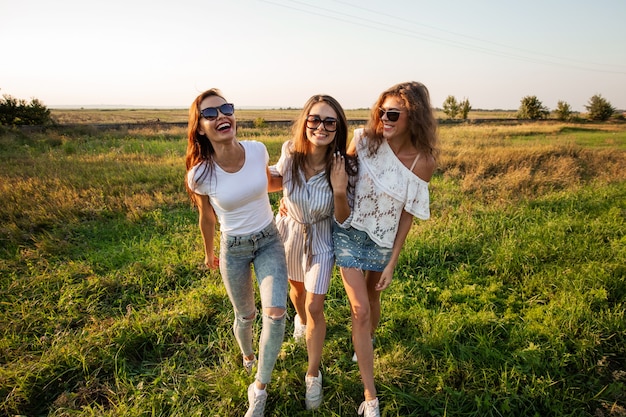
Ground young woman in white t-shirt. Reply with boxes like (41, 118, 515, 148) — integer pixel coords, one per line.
(332, 81, 439, 417)
(185, 88, 288, 417)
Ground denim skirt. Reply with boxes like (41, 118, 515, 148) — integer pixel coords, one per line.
(332, 223, 392, 272)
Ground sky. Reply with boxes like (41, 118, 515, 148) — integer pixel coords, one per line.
(2, 0, 625, 112)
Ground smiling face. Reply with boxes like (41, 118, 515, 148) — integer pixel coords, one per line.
(379, 95, 409, 141)
(198, 95, 236, 143)
(305, 102, 337, 150)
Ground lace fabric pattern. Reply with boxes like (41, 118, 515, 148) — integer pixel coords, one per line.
(350, 129, 430, 248)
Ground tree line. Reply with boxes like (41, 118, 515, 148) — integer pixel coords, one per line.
(0, 92, 621, 127)
(442, 94, 619, 121)
(0, 94, 53, 126)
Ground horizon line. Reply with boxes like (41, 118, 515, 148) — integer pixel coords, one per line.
(49, 104, 525, 112)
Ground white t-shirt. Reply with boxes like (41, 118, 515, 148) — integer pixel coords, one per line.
(187, 140, 273, 235)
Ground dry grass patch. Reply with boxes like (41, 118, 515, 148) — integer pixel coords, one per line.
(438, 123, 626, 201)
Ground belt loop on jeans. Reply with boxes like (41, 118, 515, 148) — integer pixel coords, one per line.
(259, 224, 271, 238)
(250, 222, 272, 242)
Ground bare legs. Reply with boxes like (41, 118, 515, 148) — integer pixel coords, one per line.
(289, 280, 326, 378)
(340, 267, 382, 402)
(289, 280, 307, 323)
(364, 270, 382, 337)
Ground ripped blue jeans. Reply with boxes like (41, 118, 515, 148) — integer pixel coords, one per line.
(219, 221, 288, 384)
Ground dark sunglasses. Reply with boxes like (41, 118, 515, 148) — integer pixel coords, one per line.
(378, 108, 402, 122)
(306, 115, 337, 132)
(200, 103, 235, 120)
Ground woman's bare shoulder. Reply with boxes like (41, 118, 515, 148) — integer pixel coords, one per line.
(413, 153, 436, 182)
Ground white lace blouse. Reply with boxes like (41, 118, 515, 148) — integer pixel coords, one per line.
(349, 128, 431, 248)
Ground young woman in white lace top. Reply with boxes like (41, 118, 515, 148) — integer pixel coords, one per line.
(332, 81, 439, 417)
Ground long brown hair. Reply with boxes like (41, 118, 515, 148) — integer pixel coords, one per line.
(184, 88, 229, 202)
(364, 81, 439, 159)
(288, 94, 356, 189)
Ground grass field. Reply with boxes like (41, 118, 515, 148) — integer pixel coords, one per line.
(49, 108, 366, 124)
(48, 108, 519, 125)
(0, 117, 625, 416)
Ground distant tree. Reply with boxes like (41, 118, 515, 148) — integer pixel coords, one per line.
(0, 94, 53, 126)
(442, 95, 459, 119)
(459, 98, 472, 120)
(517, 95, 549, 120)
(25, 98, 51, 125)
(585, 94, 615, 121)
(554, 100, 572, 121)
(253, 117, 266, 128)
(0, 94, 20, 125)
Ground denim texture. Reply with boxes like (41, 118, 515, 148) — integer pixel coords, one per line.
(220, 221, 288, 384)
(332, 223, 392, 272)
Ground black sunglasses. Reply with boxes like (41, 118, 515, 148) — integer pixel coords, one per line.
(306, 115, 338, 132)
(378, 108, 402, 122)
(200, 103, 235, 120)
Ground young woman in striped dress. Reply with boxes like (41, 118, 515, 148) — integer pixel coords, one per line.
(269, 94, 356, 410)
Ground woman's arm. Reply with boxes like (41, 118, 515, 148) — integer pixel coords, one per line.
(194, 193, 219, 269)
(331, 153, 351, 224)
(267, 167, 283, 193)
(376, 210, 413, 291)
(346, 133, 357, 156)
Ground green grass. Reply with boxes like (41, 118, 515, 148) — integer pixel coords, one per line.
(0, 122, 625, 416)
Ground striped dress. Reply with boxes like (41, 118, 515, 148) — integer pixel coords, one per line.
(270, 141, 334, 294)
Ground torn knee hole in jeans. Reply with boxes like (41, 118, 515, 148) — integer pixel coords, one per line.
(265, 311, 286, 322)
(236, 311, 257, 324)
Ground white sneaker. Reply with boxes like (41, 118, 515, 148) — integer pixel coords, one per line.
(358, 397, 380, 417)
(293, 314, 306, 342)
(243, 355, 256, 375)
(305, 371, 323, 410)
(244, 383, 267, 417)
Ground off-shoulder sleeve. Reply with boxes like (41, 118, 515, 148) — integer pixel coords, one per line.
(404, 177, 430, 220)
